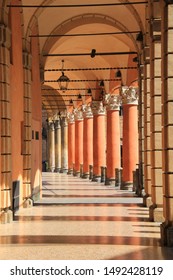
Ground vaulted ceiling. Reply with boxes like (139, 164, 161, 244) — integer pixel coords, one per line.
(20, 0, 146, 114)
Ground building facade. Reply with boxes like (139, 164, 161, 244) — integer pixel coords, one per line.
(0, 0, 173, 247)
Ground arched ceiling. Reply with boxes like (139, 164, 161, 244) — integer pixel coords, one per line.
(20, 0, 146, 115)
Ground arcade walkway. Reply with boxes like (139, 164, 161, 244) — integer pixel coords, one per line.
(0, 173, 173, 260)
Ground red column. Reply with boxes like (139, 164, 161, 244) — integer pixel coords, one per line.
(67, 113, 75, 174)
(83, 106, 93, 178)
(92, 101, 106, 182)
(106, 96, 121, 185)
(74, 110, 83, 176)
(122, 87, 139, 189)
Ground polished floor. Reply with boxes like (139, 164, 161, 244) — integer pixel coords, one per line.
(0, 172, 173, 260)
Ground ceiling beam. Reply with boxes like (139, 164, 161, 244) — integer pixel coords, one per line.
(30, 31, 140, 38)
(44, 66, 137, 72)
(43, 78, 122, 83)
(41, 94, 92, 97)
(8, 2, 148, 8)
(43, 51, 137, 57)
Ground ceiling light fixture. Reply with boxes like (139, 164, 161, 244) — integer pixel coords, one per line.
(57, 60, 70, 92)
(116, 70, 122, 78)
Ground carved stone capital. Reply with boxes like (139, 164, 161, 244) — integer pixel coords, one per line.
(91, 101, 106, 115)
(121, 86, 138, 105)
(104, 94, 121, 110)
(67, 112, 75, 123)
(54, 118, 61, 129)
(47, 118, 55, 130)
(60, 110, 67, 118)
(61, 116, 68, 127)
(73, 108, 83, 121)
(82, 104, 93, 118)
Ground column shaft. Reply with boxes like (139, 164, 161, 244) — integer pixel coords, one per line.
(92, 101, 106, 181)
(74, 119, 83, 176)
(106, 109, 120, 184)
(55, 119, 61, 172)
(60, 117, 68, 173)
(68, 121, 75, 174)
(122, 104, 138, 187)
(83, 116, 93, 178)
(47, 122, 55, 172)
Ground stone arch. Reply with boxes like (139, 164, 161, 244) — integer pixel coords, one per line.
(24, 0, 144, 44)
(41, 13, 141, 67)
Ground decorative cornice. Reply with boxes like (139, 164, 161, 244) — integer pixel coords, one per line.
(121, 86, 138, 105)
(91, 101, 106, 115)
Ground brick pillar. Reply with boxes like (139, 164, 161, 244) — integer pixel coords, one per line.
(148, 0, 164, 222)
(60, 116, 68, 173)
(161, 1, 173, 246)
(67, 113, 75, 174)
(74, 109, 83, 177)
(122, 87, 139, 189)
(143, 36, 152, 206)
(92, 101, 106, 182)
(105, 95, 121, 185)
(0, 24, 12, 222)
(138, 65, 144, 197)
(55, 117, 61, 172)
(83, 105, 93, 179)
(23, 51, 32, 202)
(47, 120, 55, 172)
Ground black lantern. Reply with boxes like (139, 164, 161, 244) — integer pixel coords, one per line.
(57, 60, 70, 92)
(99, 80, 104, 87)
(87, 88, 92, 94)
(116, 69, 122, 78)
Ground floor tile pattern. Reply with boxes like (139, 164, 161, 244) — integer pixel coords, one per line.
(0, 173, 173, 260)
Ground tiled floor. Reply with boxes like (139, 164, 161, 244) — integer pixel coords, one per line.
(0, 172, 173, 260)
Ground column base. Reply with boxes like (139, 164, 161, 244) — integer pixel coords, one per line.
(23, 198, 33, 209)
(82, 172, 89, 179)
(48, 168, 55, 172)
(80, 164, 83, 178)
(60, 168, 68, 174)
(149, 204, 164, 222)
(55, 168, 61, 173)
(121, 181, 133, 191)
(92, 175, 101, 182)
(1, 209, 13, 224)
(160, 222, 173, 247)
(67, 169, 73, 175)
(73, 170, 80, 177)
(144, 196, 153, 208)
(100, 167, 106, 183)
(89, 165, 93, 180)
(115, 168, 122, 187)
(105, 178, 116, 186)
